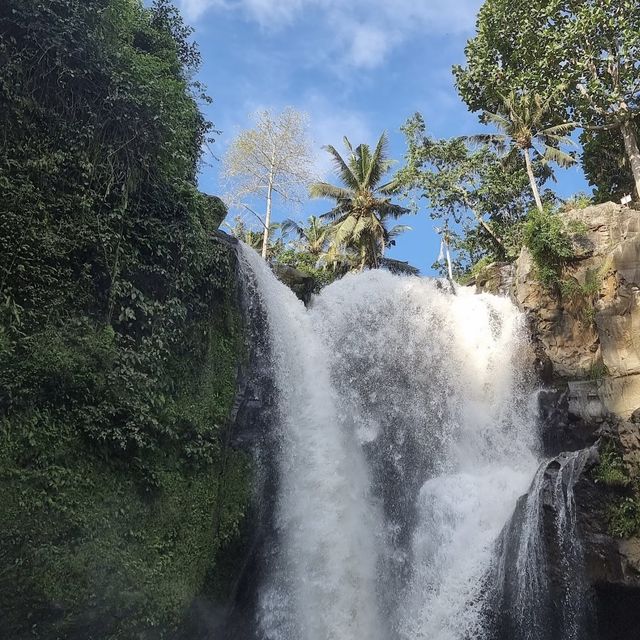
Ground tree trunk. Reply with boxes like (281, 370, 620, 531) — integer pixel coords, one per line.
(470, 209, 504, 251)
(621, 119, 640, 201)
(261, 177, 273, 259)
(524, 147, 544, 212)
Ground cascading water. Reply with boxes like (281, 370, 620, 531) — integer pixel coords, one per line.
(488, 449, 595, 640)
(233, 242, 588, 640)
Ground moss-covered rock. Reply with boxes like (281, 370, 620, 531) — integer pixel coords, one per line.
(0, 255, 251, 638)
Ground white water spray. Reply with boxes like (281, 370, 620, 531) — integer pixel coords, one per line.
(238, 244, 541, 640)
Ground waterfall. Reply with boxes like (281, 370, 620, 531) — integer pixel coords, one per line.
(488, 449, 595, 640)
(234, 243, 584, 640)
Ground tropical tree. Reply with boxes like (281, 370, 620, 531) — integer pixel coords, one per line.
(397, 113, 539, 269)
(222, 108, 314, 258)
(581, 118, 640, 203)
(455, 0, 640, 199)
(226, 216, 284, 258)
(310, 133, 412, 271)
(281, 216, 330, 256)
(472, 92, 576, 212)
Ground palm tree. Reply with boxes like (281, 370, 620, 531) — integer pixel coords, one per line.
(281, 215, 330, 256)
(310, 133, 412, 271)
(226, 216, 283, 257)
(473, 91, 576, 212)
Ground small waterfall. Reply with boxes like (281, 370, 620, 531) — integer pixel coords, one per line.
(488, 449, 595, 640)
(233, 243, 589, 640)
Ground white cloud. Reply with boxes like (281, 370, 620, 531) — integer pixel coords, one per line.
(177, 0, 482, 68)
(178, 0, 226, 21)
(347, 24, 394, 69)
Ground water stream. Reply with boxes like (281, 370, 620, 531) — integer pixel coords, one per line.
(234, 243, 586, 640)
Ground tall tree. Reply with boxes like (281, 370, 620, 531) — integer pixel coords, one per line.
(281, 216, 330, 257)
(397, 113, 538, 269)
(580, 118, 639, 203)
(472, 92, 576, 212)
(310, 134, 411, 271)
(222, 108, 314, 258)
(454, 0, 640, 199)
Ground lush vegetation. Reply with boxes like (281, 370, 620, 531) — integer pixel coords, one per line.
(593, 442, 640, 539)
(455, 0, 640, 203)
(1, 0, 639, 633)
(309, 133, 414, 272)
(0, 0, 250, 637)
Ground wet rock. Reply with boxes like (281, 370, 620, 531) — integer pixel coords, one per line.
(537, 388, 599, 456)
(474, 261, 515, 297)
(271, 263, 315, 304)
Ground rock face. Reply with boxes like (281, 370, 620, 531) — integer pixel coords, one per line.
(476, 202, 640, 420)
(475, 203, 640, 638)
(570, 426, 640, 640)
(271, 263, 315, 305)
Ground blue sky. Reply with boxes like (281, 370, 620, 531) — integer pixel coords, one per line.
(174, 0, 590, 274)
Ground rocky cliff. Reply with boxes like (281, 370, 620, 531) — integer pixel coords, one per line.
(475, 202, 640, 640)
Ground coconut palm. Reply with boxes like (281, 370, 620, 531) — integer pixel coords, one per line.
(310, 133, 412, 271)
(473, 91, 576, 212)
(226, 216, 283, 257)
(281, 215, 330, 256)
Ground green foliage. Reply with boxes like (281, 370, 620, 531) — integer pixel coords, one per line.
(454, 0, 640, 201)
(588, 360, 609, 380)
(0, 1, 250, 636)
(609, 497, 640, 538)
(594, 442, 630, 488)
(311, 133, 413, 271)
(559, 263, 607, 325)
(594, 442, 640, 539)
(397, 113, 545, 274)
(473, 91, 576, 212)
(581, 121, 638, 203)
(562, 193, 593, 211)
(522, 207, 574, 286)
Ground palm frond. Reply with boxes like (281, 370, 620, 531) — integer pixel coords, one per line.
(386, 224, 412, 239)
(376, 200, 411, 219)
(364, 132, 389, 190)
(280, 218, 304, 239)
(541, 122, 577, 136)
(540, 145, 576, 168)
(481, 111, 513, 133)
(468, 133, 509, 153)
(309, 181, 353, 201)
(380, 257, 419, 276)
(323, 145, 360, 190)
(333, 215, 358, 246)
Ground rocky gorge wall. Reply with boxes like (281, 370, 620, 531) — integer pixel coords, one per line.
(475, 202, 640, 640)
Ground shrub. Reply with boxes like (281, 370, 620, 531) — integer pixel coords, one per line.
(593, 442, 629, 487)
(609, 497, 640, 538)
(522, 207, 575, 286)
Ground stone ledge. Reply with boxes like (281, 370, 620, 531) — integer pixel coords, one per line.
(569, 374, 640, 421)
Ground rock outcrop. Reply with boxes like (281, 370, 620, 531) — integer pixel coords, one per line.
(476, 203, 640, 638)
(271, 263, 315, 304)
(476, 202, 640, 421)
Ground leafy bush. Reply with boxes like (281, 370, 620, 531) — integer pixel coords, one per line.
(0, 1, 251, 636)
(609, 497, 640, 538)
(522, 207, 575, 286)
(593, 442, 630, 488)
(561, 193, 593, 212)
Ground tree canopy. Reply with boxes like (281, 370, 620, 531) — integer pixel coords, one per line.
(454, 0, 640, 198)
(222, 108, 314, 258)
(397, 113, 541, 271)
(311, 133, 413, 272)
